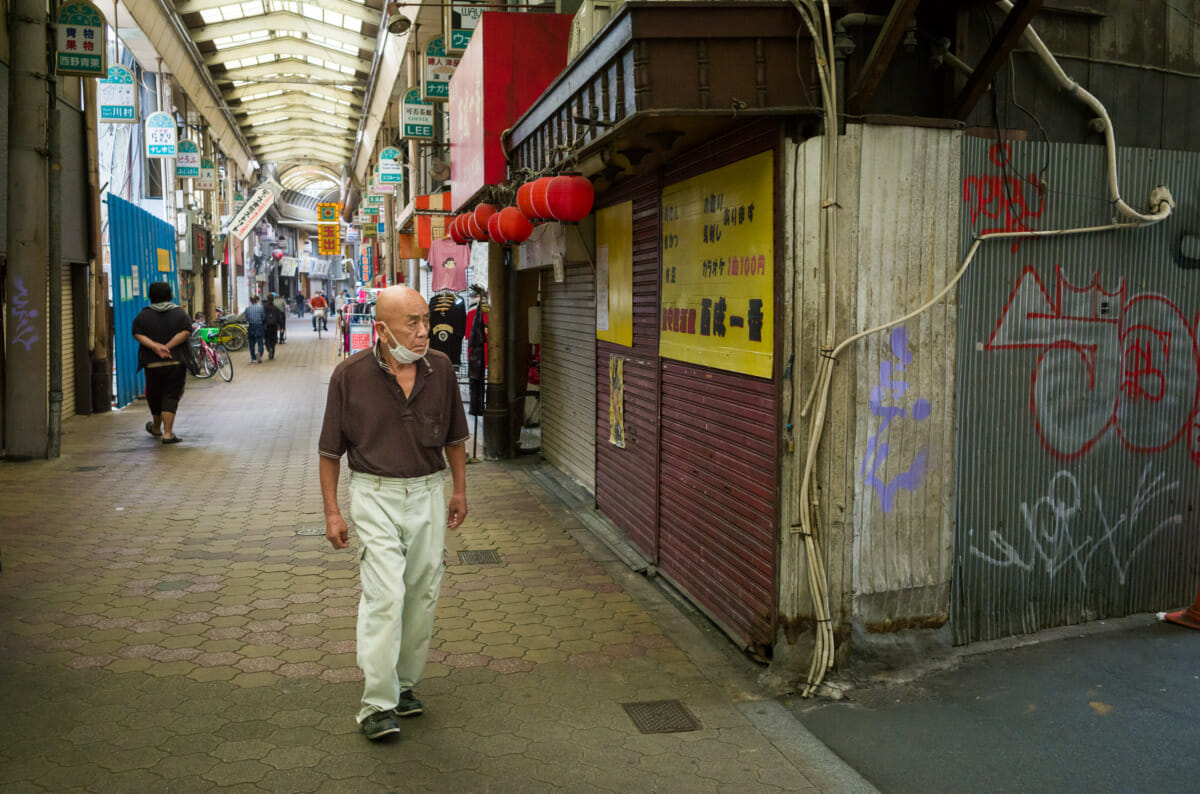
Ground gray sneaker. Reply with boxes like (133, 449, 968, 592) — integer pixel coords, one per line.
(397, 689, 423, 717)
(361, 709, 401, 740)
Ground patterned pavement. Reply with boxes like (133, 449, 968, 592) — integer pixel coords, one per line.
(0, 318, 872, 793)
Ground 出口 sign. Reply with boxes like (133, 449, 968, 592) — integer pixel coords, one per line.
(659, 150, 774, 379)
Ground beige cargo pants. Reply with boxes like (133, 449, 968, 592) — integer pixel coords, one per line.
(349, 471, 446, 723)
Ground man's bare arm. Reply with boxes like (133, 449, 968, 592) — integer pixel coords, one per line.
(444, 442, 468, 530)
(319, 456, 349, 549)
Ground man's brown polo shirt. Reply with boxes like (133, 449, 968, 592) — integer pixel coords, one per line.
(319, 345, 469, 478)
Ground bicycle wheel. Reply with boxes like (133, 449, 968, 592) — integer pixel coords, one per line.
(214, 344, 234, 382)
(218, 324, 247, 351)
(194, 344, 216, 379)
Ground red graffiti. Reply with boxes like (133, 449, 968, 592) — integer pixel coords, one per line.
(986, 265, 1200, 462)
(962, 143, 1046, 252)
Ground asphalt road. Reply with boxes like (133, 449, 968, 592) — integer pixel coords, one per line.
(787, 617, 1200, 794)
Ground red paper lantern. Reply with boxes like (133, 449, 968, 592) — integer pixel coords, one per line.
(467, 213, 489, 241)
(473, 203, 497, 229)
(529, 177, 554, 220)
(487, 212, 507, 245)
(497, 206, 534, 244)
(517, 182, 537, 219)
(449, 214, 467, 244)
(547, 174, 594, 223)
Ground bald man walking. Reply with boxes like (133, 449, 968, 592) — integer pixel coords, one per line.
(319, 286, 469, 741)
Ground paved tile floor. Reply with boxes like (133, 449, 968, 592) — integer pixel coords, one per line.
(0, 318, 870, 793)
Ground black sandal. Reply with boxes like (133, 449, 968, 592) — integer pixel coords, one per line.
(162, 436, 183, 445)
(146, 421, 161, 437)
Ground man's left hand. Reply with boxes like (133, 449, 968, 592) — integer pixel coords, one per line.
(447, 492, 467, 530)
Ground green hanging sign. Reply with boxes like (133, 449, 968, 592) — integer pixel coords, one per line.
(56, 1, 107, 78)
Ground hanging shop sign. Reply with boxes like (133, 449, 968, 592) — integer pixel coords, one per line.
(445, 1, 484, 55)
(197, 158, 216, 190)
(317, 202, 340, 224)
(422, 36, 460, 101)
(346, 226, 360, 244)
(659, 150, 775, 379)
(379, 147, 404, 184)
(319, 223, 341, 256)
(175, 140, 200, 178)
(145, 111, 177, 159)
(401, 87, 434, 141)
(364, 192, 385, 207)
(98, 64, 136, 122)
(370, 166, 394, 194)
(56, 1, 106, 78)
(225, 188, 275, 240)
(360, 247, 375, 283)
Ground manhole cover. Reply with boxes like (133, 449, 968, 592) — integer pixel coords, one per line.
(73, 465, 103, 472)
(458, 549, 502, 565)
(622, 701, 701, 734)
(295, 527, 326, 536)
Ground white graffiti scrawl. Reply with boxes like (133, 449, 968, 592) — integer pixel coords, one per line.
(969, 465, 1182, 585)
(987, 265, 1200, 464)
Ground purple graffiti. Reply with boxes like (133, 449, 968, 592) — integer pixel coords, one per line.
(860, 327, 932, 513)
(10, 277, 40, 351)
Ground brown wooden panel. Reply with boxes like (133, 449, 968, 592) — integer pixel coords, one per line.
(595, 173, 661, 560)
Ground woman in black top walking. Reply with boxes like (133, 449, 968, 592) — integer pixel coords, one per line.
(131, 282, 193, 444)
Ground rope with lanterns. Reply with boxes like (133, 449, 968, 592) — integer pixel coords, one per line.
(447, 173, 595, 247)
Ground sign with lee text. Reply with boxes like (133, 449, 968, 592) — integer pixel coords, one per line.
(145, 111, 176, 158)
(401, 87, 434, 141)
(56, 1, 106, 78)
(99, 64, 136, 122)
(175, 140, 200, 178)
(659, 151, 774, 379)
(422, 36, 460, 102)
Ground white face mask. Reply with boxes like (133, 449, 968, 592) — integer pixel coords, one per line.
(379, 321, 425, 364)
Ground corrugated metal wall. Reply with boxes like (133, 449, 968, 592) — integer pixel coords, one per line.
(658, 361, 778, 650)
(780, 124, 961, 637)
(541, 263, 597, 493)
(60, 266, 74, 421)
(595, 174, 661, 561)
(109, 194, 177, 409)
(953, 136, 1200, 644)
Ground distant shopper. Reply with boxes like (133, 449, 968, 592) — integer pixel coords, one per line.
(264, 294, 285, 360)
(245, 294, 266, 363)
(310, 291, 329, 332)
(131, 281, 192, 445)
(295, 293, 305, 318)
(273, 293, 289, 343)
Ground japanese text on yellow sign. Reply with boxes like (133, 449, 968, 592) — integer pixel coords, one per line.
(318, 224, 341, 256)
(660, 150, 773, 378)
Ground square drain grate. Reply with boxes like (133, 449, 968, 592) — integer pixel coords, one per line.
(295, 527, 326, 536)
(457, 549, 502, 565)
(622, 700, 701, 734)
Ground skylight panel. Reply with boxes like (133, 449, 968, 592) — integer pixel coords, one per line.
(200, 9, 223, 24)
(241, 0, 265, 17)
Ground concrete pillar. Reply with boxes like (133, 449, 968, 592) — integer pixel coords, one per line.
(4, 0, 50, 458)
(483, 243, 510, 459)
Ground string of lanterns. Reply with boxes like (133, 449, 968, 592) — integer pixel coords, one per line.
(447, 173, 594, 246)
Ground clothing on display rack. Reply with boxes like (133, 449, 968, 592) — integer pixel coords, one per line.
(428, 238, 471, 293)
(429, 290, 467, 365)
(467, 291, 489, 417)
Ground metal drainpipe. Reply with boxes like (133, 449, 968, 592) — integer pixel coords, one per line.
(505, 245, 518, 454)
(47, 0, 64, 458)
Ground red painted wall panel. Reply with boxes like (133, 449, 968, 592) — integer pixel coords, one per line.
(448, 12, 573, 210)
